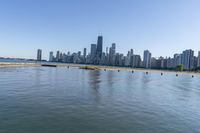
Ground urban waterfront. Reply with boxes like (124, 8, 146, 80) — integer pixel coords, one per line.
(0, 67, 200, 133)
(38, 36, 200, 72)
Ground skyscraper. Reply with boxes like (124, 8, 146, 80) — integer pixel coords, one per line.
(182, 49, 194, 70)
(130, 49, 134, 56)
(49, 51, 54, 62)
(56, 51, 60, 62)
(90, 44, 96, 63)
(143, 50, 151, 68)
(83, 48, 87, 58)
(174, 54, 182, 67)
(37, 49, 42, 61)
(133, 55, 141, 68)
(95, 36, 103, 64)
(77, 51, 81, 57)
(197, 51, 200, 67)
(130, 49, 134, 67)
(109, 43, 116, 65)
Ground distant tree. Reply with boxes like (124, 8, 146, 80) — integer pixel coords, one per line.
(194, 67, 200, 72)
(176, 64, 184, 71)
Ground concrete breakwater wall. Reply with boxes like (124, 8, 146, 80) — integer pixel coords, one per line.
(0, 62, 40, 68)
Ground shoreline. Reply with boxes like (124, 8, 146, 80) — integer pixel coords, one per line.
(0, 62, 40, 68)
(0, 62, 199, 76)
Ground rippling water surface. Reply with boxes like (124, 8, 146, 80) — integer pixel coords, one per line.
(0, 67, 200, 133)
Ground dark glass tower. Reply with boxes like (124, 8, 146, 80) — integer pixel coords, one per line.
(95, 36, 103, 64)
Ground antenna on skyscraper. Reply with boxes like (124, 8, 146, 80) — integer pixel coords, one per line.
(98, 31, 103, 36)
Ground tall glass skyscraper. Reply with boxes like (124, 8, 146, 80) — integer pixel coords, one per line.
(95, 36, 103, 64)
(90, 44, 97, 63)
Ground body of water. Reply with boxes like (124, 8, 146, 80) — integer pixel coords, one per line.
(0, 58, 34, 63)
(0, 67, 200, 133)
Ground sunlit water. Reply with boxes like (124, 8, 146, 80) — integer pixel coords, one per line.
(0, 67, 200, 133)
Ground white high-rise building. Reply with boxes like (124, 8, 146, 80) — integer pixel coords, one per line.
(143, 50, 151, 68)
(182, 49, 194, 70)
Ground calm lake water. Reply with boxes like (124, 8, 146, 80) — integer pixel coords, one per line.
(0, 67, 200, 133)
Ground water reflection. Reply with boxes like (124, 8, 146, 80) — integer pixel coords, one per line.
(88, 70, 101, 90)
(88, 70, 101, 103)
(107, 70, 114, 87)
(141, 72, 152, 89)
(35, 68, 42, 84)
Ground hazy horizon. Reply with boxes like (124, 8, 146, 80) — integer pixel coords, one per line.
(0, 0, 200, 59)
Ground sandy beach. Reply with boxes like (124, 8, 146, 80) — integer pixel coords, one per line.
(0, 62, 199, 76)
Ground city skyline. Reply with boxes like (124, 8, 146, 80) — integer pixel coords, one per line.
(34, 36, 200, 70)
(37, 35, 200, 60)
(0, 0, 200, 59)
(1, 1, 200, 132)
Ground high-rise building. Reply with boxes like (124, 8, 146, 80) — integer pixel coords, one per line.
(83, 48, 87, 58)
(106, 47, 108, 55)
(100, 52, 106, 65)
(182, 49, 194, 70)
(49, 51, 54, 62)
(56, 51, 60, 62)
(197, 51, 200, 67)
(109, 43, 116, 65)
(151, 57, 157, 68)
(37, 49, 42, 61)
(130, 49, 134, 56)
(133, 55, 141, 68)
(119, 54, 124, 66)
(130, 49, 134, 67)
(174, 54, 182, 67)
(77, 51, 81, 57)
(95, 36, 103, 64)
(90, 44, 96, 63)
(143, 50, 151, 68)
(59, 52, 63, 62)
(166, 57, 174, 69)
(112, 43, 116, 54)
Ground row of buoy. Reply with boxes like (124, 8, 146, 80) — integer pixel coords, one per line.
(107, 69, 195, 78)
(123, 70, 195, 78)
(69, 66, 195, 78)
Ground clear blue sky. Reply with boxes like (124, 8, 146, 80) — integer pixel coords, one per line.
(0, 0, 200, 59)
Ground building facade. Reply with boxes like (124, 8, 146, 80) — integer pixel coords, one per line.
(37, 49, 42, 61)
(143, 50, 151, 68)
